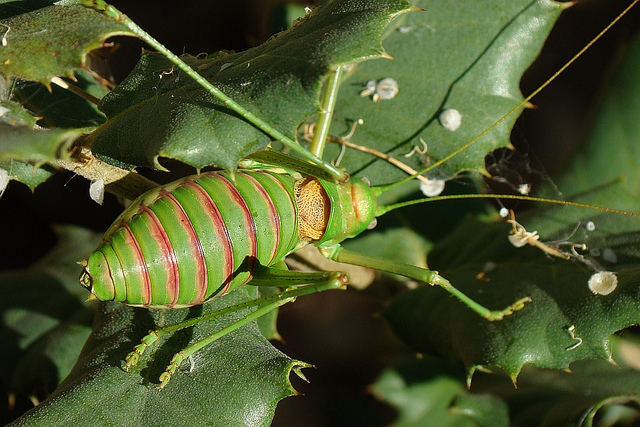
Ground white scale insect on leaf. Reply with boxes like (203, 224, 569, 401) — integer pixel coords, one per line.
(360, 77, 399, 102)
(89, 179, 105, 205)
(438, 108, 462, 131)
(588, 271, 618, 295)
(517, 183, 531, 195)
(419, 178, 445, 197)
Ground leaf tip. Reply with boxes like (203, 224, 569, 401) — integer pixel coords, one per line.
(509, 373, 520, 389)
(380, 51, 396, 61)
(291, 361, 313, 384)
(467, 365, 494, 388)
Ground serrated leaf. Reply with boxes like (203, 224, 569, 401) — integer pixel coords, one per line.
(383, 205, 640, 380)
(0, 123, 88, 165)
(0, 159, 54, 189)
(367, 4, 640, 384)
(374, 350, 640, 427)
(476, 360, 640, 426)
(14, 287, 305, 427)
(327, 0, 564, 186)
(12, 69, 108, 128)
(88, 0, 413, 171)
(0, 99, 55, 187)
(0, 100, 38, 127)
(0, 70, 102, 188)
(0, 1, 135, 84)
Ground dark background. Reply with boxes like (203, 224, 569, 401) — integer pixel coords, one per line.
(1, 1, 639, 425)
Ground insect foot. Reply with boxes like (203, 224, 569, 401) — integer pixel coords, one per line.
(484, 296, 533, 321)
(123, 330, 159, 372)
(157, 352, 186, 390)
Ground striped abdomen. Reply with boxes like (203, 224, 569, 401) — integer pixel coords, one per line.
(80, 171, 304, 308)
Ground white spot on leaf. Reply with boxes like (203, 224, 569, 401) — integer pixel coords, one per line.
(360, 78, 399, 102)
(588, 271, 618, 295)
(419, 179, 445, 197)
(439, 108, 462, 131)
(90, 179, 105, 205)
(517, 183, 531, 195)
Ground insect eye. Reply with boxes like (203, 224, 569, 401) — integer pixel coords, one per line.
(79, 268, 93, 289)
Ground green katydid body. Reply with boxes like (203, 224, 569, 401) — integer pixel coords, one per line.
(79, 168, 376, 308)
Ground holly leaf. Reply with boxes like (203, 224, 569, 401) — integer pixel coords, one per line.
(329, 0, 564, 186)
(13, 277, 306, 426)
(372, 357, 510, 427)
(0, 1, 134, 84)
(88, 0, 414, 171)
(0, 227, 96, 407)
(383, 184, 640, 381)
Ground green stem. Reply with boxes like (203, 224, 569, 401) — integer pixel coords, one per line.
(309, 66, 343, 158)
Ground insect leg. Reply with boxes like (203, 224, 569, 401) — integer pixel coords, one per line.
(318, 244, 531, 321)
(124, 268, 348, 389)
(309, 66, 342, 157)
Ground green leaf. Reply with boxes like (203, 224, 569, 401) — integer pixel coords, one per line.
(0, 1, 135, 84)
(2, 226, 303, 425)
(0, 100, 56, 188)
(383, 199, 640, 380)
(0, 227, 96, 404)
(477, 360, 640, 426)
(12, 69, 108, 128)
(0, 66, 108, 190)
(14, 287, 305, 427)
(0, 71, 104, 186)
(0, 123, 88, 165)
(375, 354, 640, 426)
(372, 357, 509, 427)
(558, 34, 640, 197)
(361, 1, 640, 385)
(328, 0, 564, 186)
(0, 99, 38, 127)
(0, 159, 54, 189)
(88, 0, 413, 171)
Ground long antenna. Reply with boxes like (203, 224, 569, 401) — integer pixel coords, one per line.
(375, 193, 640, 218)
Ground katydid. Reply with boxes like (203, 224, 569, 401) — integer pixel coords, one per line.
(77, 0, 640, 391)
